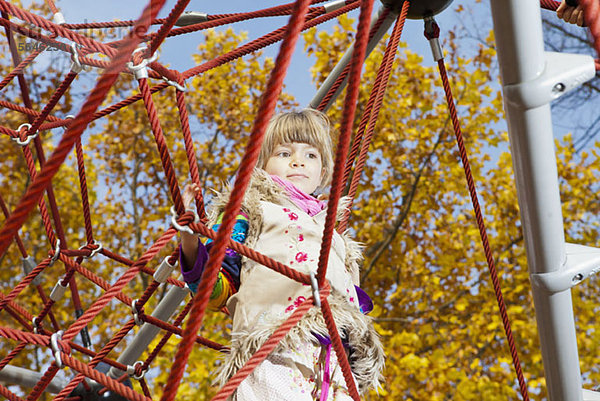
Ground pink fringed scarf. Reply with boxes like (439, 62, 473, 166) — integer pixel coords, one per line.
(270, 175, 326, 217)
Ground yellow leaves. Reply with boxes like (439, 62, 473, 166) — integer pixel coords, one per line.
(399, 353, 430, 372)
(455, 298, 468, 312)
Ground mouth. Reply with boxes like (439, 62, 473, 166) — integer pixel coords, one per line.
(287, 174, 308, 179)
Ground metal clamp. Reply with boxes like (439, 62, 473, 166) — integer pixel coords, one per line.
(324, 0, 347, 13)
(424, 17, 443, 62)
(53, 12, 66, 25)
(32, 316, 41, 334)
(531, 243, 600, 293)
(69, 42, 84, 73)
(175, 11, 208, 27)
(62, 114, 75, 131)
(170, 206, 199, 235)
(50, 276, 68, 302)
(78, 240, 103, 259)
(50, 330, 65, 368)
(131, 300, 144, 326)
(153, 256, 177, 283)
(161, 75, 187, 92)
(127, 361, 146, 380)
(49, 240, 61, 266)
(309, 270, 321, 308)
(126, 44, 158, 80)
(11, 123, 37, 146)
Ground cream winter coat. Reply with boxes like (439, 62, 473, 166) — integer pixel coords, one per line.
(212, 169, 385, 394)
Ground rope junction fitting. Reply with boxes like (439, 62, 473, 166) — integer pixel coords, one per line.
(11, 123, 36, 146)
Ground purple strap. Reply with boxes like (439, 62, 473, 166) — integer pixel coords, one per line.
(354, 285, 373, 314)
(313, 333, 332, 400)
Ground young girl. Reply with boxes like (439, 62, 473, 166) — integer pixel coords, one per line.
(179, 109, 384, 400)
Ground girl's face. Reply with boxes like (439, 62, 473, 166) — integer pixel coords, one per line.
(264, 142, 324, 194)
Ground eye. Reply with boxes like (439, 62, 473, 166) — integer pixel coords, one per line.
(307, 152, 319, 159)
(276, 150, 290, 157)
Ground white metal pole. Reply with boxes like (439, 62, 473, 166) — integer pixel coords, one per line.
(108, 285, 189, 379)
(0, 365, 67, 394)
(309, 5, 397, 111)
(489, 1, 584, 400)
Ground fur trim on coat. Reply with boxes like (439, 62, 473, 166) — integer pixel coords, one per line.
(210, 169, 385, 393)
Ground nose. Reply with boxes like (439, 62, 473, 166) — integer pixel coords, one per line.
(290, 156, 304, 167)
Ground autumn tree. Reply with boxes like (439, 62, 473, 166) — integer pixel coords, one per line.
(0, 3, 598, 401)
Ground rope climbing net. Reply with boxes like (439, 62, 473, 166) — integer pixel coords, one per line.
(0, 0, 599, 400)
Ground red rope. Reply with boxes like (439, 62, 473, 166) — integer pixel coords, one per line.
(316, 0, 374, 289)
(0, 0, 167, 257)
(138, 77, 185, 213)
(161, 1, 314, 399)
(316, 6, 391, 112)
(339, 3, 409, 232)
(27, 71, 78, 145)
(45, 0, 59, 14)
(0, 195, 27, 256)
(4, 2, 360, 145)
(53, 319, 138, 401)
(148, 0, 191, 55)
(4, 13, 94, 339)
(176, 85, 208, 222)
(141, 314, 227, 351)
(0, 45, 44, 92)
(61, 353, 152, 401)
(428, 22, 530, 401)
(0, 384, 23, 401)
(0, 2, 117, 56)
(213, 295, 319, 400)
(540, 0, 561, 11)
(75, 138, 94, 244)
(61, 228, 176, 342)
(0, 341, 27, 370)
(580, 0, 600, 57)
(0, 100, 62, 126)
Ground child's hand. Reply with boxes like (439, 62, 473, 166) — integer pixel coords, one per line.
(557, 1, 586, 27)
(182, 183, 200, 210)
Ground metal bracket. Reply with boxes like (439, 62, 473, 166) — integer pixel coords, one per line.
(531, 243, 600, 293)
(503, 51, 595, 109)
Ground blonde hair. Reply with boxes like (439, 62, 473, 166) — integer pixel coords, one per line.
(257, 109, 334, 191)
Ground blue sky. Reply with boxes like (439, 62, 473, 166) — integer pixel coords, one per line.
(17, 0, 590, 143)
(51, 0, 481, 107)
